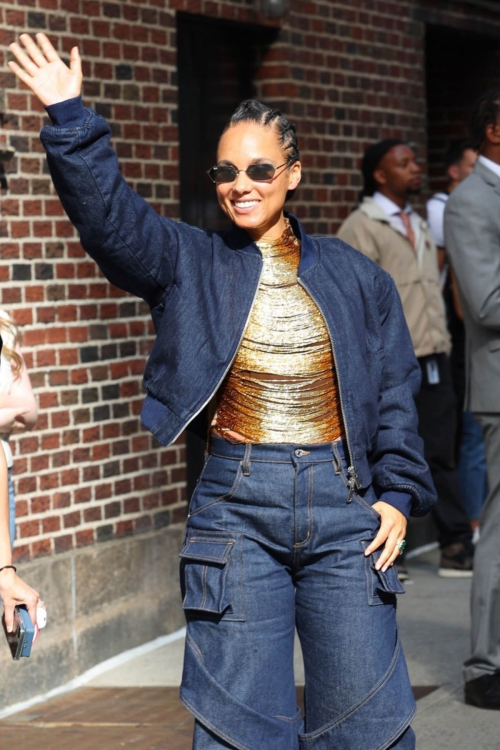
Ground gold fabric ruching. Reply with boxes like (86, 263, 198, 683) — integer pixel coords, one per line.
(215, 221, 345, 443)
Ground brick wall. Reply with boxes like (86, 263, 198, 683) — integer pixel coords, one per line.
(0, 0, 190, 562)
(1, 0, 500, 563)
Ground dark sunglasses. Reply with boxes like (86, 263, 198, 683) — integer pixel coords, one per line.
(207, 161, 289, 184)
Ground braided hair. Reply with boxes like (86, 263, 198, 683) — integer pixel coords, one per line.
(224, 100, 300, 201)
(470, 88, 500, 152)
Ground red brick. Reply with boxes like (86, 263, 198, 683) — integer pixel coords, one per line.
(11, 312, 32, 331)
(17, 477, 37, 495)
(15, 500, 29, 518)
(124, 497, 140, 514)
(43, 515, 61, 533)
(40, 473, 60, 491)
(95, 483, 112, 500)
(84, 506, 102, 522)
(76, 529, 95, 547)
(75, 487, 92, 503)
(116, 520, 134, 536)
(61, 469, 79, 486)
(54, 534, 73, 553)
(51, 411, 70, 428)
(63, 511, 81, 528)
(13, 545, 31, 563)
(32, 539, 53, 558)
(41, 434, 60, 451)
(31, 455, 50, 473)
(19, 520, 40, 538)
(31, 496, 51, 514)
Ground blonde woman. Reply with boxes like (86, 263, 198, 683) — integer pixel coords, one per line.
(0, 311, 38, 545)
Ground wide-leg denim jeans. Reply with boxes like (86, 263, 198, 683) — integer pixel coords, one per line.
(180, 435, 416, 750)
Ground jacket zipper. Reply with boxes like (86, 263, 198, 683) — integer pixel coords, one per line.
(166, 261, 264, 446)
(298, 277, 362, 501)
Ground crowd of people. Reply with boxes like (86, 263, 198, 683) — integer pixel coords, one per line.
(336, 90, 500, 709)
(2, 30, 500, 749)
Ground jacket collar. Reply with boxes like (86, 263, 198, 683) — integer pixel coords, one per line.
(359, 196, 393, 224)
(474, 157, 500, 188)
(225, 213, 318, 275)
(359, 196, 427, 230)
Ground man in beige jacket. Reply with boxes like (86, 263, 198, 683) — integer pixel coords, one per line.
(338, 139, 473, 578)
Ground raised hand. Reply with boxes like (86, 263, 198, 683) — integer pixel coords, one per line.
(8, 32, 82, 107)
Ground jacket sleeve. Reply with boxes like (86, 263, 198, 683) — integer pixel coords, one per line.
(371, 270, 437, 518)
(40, 96, 198, 307)
(444, 190, 500, 330)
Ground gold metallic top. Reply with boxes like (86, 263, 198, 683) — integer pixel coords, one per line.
(214, 221, 345, 443)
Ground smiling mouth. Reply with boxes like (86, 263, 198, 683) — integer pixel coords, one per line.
(232, 200, 260, 209)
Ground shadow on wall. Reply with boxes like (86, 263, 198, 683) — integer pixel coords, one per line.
(0, 526, 185, 711)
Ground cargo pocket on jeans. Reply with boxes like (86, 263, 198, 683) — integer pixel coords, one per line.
(361, 541, 405, 606)
(180, 529, 245, 621)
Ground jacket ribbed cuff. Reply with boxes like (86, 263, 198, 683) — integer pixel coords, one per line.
(378, 490, 412, 519)
(45, 96, 86, 127)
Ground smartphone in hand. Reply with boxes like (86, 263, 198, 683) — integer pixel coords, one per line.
(2, 605, 35, 660)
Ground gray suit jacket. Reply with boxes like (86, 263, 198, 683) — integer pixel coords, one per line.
(444, 159, 500, 413)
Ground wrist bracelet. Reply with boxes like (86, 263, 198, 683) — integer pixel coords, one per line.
(0, 565, 16, 574)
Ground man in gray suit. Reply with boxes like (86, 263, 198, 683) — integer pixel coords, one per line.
(445, 88, 500, 710)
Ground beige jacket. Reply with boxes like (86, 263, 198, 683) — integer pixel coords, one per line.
(337, 198, 451, 358)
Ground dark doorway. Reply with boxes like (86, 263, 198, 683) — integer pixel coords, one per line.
(177, 13, 278, 230)
(421, 24, 500, 551)
(426, 23, 500, 192)
(177, 13, 278, 495)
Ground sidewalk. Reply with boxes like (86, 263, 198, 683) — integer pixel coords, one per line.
(0, 549, 498, 749)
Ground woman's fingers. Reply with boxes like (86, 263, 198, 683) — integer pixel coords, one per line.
(7, 61, 35, 91)
(382, 541, 404, 573)
(24, 591, 40, 627)
(363, 501, 407, 571)
(364, 525, 387, 557)
(69, 45, 81, 76)
(8, 42, 39, 77)
(3, 603, 15, 633)
(35, 32, 61, 64)
(377, 531, 400, 572)
(9, 33, 81, 105)
(19, 33, 48, 68)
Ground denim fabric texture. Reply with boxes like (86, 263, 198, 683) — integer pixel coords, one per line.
(8, 468, 15, 547)
(180, 435, 416, 750)
(458, 411, 488, 520)
(40, 97, 437, 519)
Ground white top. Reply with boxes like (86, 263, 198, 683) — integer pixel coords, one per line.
(371, 191, 421, 245)
(478, 154, 500, 179)
(0, 310, 16, 468)
(426, 192, 449, 249)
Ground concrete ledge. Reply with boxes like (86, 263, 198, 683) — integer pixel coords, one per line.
(0, 525, 186, 709)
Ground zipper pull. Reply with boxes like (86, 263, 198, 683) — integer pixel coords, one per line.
(346, 466, 361, 503)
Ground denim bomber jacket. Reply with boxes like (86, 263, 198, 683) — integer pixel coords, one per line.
(40, 96, 437, 520)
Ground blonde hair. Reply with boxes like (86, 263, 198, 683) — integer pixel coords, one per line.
(0, 315, 23, 378)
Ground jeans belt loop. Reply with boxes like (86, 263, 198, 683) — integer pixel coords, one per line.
(242, 443, 252, 477)
(331, 441, 342, 475)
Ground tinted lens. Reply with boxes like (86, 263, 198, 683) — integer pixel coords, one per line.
(246, 163, 276, 181)
(211, 165, 238, 184)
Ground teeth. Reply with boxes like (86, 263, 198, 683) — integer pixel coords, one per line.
(234, 201, 259, 208)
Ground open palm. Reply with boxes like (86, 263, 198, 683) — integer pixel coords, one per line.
(8, 33, 82, 107)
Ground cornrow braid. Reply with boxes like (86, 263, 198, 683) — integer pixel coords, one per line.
(225, 100, 300, 200)
(470, 88, 500, 152)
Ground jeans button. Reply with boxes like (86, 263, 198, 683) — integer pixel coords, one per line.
(295, 449, 310, 457)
